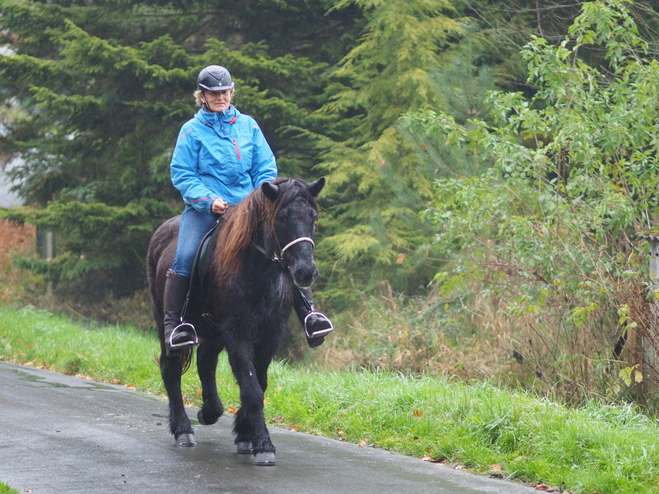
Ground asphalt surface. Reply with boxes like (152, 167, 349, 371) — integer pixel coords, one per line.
(0, 360, 538, 494)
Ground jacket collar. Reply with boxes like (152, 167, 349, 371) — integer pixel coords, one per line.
(196, 105, 240, 126)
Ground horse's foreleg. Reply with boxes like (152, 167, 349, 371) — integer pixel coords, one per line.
(160, 352, 196, 447)
(254, 341, 277, 393)
(196, 341, 224, 426)
(228, 344, 276, 465)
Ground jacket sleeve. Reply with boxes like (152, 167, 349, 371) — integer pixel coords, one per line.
(249, 120, 278, 187)
(170, 125, 217, 214)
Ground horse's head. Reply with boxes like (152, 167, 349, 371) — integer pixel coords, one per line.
(262, 177, 325, 289)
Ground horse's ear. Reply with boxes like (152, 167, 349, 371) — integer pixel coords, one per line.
(262, 181, 280, 202)
(307, 177, 325, 198)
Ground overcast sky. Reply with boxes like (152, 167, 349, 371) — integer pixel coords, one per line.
(0, 160, 23, 207)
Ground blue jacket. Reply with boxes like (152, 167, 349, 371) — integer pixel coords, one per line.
(170, 106, 277, 214)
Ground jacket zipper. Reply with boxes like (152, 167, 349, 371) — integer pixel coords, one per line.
(232, 138, 241, 160)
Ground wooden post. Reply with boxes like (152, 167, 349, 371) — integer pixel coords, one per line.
(36, 227, 55, 296)
(640, 233, 659, 399)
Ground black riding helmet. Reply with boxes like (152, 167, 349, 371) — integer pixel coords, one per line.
(197, 65, 235, 91)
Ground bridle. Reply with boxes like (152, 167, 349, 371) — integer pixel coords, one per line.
(253, 181, 318, 269)
(254, 236, 315, 268)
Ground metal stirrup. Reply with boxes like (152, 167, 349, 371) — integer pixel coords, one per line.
(303, 312, 333, 339)
(168, 322, 199, 349)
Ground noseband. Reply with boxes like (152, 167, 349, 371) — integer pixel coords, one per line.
(277, 237, 315, 263)
(254, 236, 315, 268)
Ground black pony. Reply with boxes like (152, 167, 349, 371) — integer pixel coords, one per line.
(147, 177, 325, 465)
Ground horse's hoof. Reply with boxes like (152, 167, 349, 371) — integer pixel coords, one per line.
(236, 441, 252, 454)
(197, 409, 208, 425)
(253, 452, 275, 466)
(176, 433, 196, 447)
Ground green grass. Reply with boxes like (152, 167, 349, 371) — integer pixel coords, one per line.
(1, 305, 659, 494)
(0, 483, 19, 494)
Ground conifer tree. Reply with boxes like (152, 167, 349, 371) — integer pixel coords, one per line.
(309, 0, 472, 306)
(0, 0, 346, 302)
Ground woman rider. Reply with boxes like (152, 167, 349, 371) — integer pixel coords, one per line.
(163, 65, 333, 356)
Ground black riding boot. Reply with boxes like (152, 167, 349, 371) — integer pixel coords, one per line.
(294, 288, 333, 348)
(163, 269, 198, 356)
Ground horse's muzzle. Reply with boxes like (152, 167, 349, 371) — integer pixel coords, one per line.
(290, 261, 318, 289)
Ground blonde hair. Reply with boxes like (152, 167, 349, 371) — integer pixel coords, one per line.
(193, 89, 204, 107)
(193, 89, 235, 107)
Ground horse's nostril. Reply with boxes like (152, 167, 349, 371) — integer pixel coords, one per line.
(293, 264, 318, 288)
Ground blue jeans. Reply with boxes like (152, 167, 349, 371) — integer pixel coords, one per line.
(171, 205, 218, 278)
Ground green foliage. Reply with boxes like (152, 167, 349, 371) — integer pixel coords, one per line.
(0, 0, 348, 300)
(0, 199, 177, 298)
(0, 0, 535, 311)
(308, 0, 491, 307)
(402, 0, 659, 402)
(4, 0, 657, 341)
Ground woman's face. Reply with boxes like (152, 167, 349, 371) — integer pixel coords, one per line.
(202, 89, 233, 112)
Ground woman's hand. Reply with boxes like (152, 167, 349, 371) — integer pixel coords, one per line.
(211, 198, 229, 215)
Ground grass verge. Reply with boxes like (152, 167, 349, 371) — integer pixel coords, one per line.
(1, 305, 659, 494)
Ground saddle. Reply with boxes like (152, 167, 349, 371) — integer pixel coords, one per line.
(180, 217, 223, 325)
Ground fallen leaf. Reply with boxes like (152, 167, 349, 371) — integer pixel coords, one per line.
(421, 456, 443, 463)
(227, 407, 238, 414)
(535, 484, 550, 491)
(412, 409, 423, 417)
(489, 463, 504, 478)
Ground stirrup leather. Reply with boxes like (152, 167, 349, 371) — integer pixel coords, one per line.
(168, 321, 199, 349)
(303, 312, 334, 339)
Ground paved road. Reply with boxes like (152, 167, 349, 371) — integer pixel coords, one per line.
(0, 360, 537, 494)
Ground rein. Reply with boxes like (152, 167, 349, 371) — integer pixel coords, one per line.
(253, 236, 315, 268)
